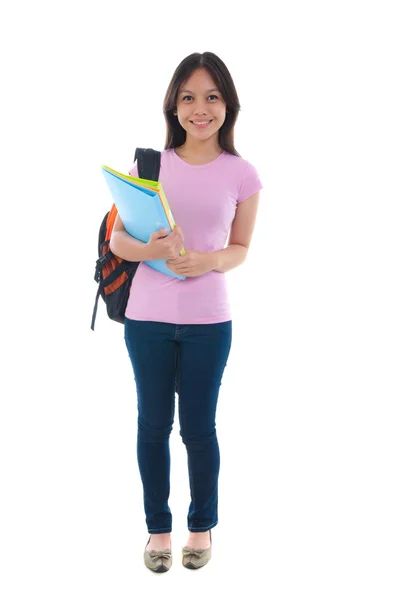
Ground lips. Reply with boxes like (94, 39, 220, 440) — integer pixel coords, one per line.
(190, 119, 213, 128)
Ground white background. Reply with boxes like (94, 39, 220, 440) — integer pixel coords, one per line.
(1, 0, 396, 598)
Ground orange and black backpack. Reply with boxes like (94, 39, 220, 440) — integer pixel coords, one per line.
(91, 147, 161, 331)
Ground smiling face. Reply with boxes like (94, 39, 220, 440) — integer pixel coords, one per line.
(173, 68, 227, 144)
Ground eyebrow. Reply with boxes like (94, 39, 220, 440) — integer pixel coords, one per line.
(180, 88, 220, 94)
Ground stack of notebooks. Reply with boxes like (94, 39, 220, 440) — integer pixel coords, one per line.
(101, 165, 186, 280)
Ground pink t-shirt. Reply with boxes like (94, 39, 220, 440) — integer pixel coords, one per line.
(124, 148, 263, 325)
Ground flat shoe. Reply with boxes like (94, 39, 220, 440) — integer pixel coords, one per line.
(182, 530, 212, 569)
(144, 535, 172, 573)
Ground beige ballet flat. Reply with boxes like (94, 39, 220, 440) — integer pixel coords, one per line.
(182, 530, 212, 569)
(144, 535, 172, 573)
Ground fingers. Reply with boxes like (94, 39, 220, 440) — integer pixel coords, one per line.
(173, 225, 184, 238)
(169, 226, 184, 256)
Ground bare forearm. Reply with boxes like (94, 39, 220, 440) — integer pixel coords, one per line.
(109, 231, 153, 262)
(210, 244, 248, 273)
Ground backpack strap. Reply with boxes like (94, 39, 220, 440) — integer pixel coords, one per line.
(134, 147, 161, 181)
(91, 287, 102, 331)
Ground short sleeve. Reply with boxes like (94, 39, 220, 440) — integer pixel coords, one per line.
(128, 160, 138, 177)
(238, 161, 263, 204)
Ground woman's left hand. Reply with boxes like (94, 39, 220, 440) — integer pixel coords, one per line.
(166, 250, 215, 277)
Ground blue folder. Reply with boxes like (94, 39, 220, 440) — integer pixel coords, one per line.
(101, 168, 186, 280)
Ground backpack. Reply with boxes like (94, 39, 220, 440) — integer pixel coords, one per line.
(91, 147, 161, 331)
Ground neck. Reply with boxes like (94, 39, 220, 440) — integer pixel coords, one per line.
(180, 134, 222, 159)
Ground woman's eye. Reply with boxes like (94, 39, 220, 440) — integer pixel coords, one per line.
(182, 95, 219, 101)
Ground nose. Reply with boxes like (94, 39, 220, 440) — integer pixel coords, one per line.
(192, 102, 208, 115)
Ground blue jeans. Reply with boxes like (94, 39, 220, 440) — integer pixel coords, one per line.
(124, 318, 232, 534)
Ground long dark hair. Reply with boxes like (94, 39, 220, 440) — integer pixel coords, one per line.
(163, 52, 241, 157)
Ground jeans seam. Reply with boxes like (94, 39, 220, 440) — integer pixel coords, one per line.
(173, 343, 178, 393)
(176, 326, 189, 335)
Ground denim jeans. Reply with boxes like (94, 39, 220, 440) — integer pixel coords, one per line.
(124, 317, 232, 534)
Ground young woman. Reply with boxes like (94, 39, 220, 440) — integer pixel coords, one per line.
(109, 51, 263, 572)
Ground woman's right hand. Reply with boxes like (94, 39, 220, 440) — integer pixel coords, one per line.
(147, 225, 185, 260)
